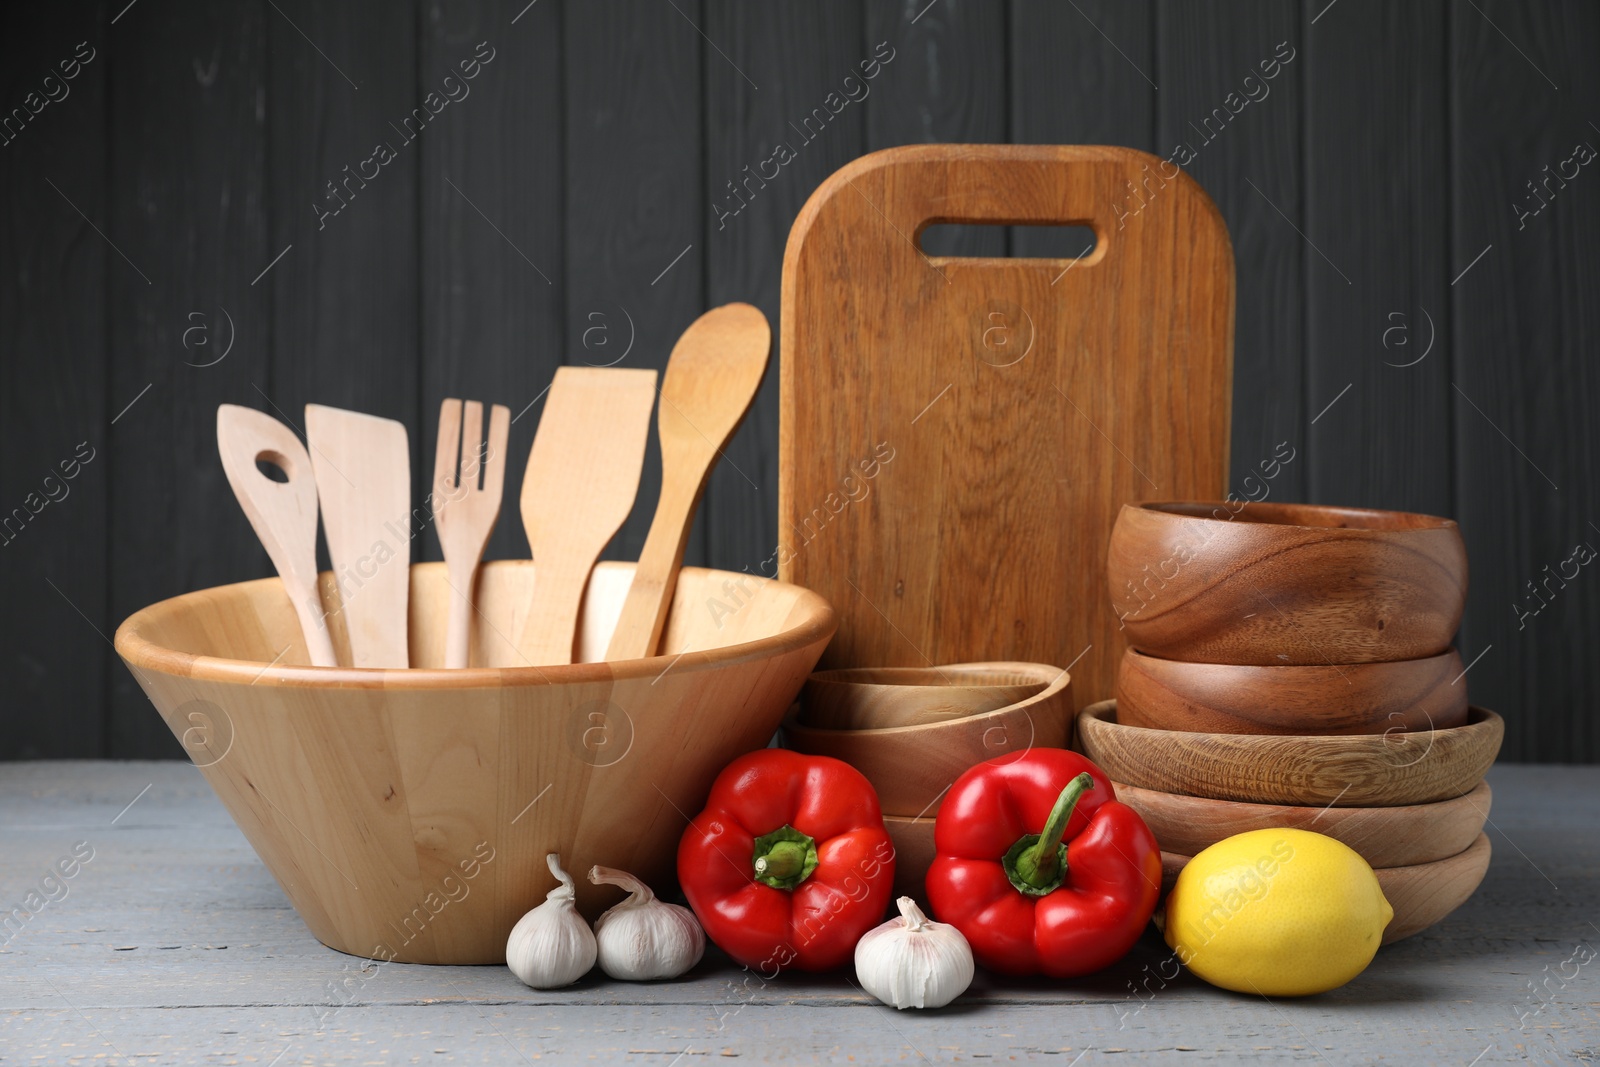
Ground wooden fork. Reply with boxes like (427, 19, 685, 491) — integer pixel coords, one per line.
(433, 398, 511, 668)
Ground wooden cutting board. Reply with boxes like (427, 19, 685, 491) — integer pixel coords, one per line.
(779, 144, 1234, 706)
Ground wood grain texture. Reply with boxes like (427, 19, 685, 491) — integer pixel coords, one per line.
(1108, 501, 1467, 666)
(105, 0, 270, 756)
(0, 3, 109, 758)
(704, 0, 866, 573)
(781, 668, 1073, 816)
(865, 0, 1007, 256)
(431, 399, 510, 669)
(564, 0, 703, 568)
(420, 0, 564, 566)
(1304, 0, 1451, 517)
(607, 304, 770, 660)
(1115, 647, 1469, 736)
(1115, 779, 1491, 868)
(215, 406, 336, 667)
(1156, 1, 1306, 505)
(780, 145, 1233, 706)
(1160, 832, 1491, 945)
(516, 367, 656, 665)
(801, 662, 1053, 730)
(265, 0, 420, 548)
(305, 405, 411, 668)
(1077, 700, 1503, 807)
(1451, 0, 1600, 763)
(112, 560, 836, 963)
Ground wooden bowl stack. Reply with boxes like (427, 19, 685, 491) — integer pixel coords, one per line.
(781, 663, 1074, 898)
(1089, 501, 1499, 943)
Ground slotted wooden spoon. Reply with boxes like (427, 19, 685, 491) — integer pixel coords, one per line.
(305, 404, 411, 669)
(432, 398, 510, 668)
(216, 404, 338, 667)
(516, 366, 657, 665)
(606, 303, 770, 660)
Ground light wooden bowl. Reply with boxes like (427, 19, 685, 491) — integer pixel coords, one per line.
(1108, 501, 1467, 666)
(1160, 832, 1491, 944)
(800, 662, 1056, 730)
(1116, 647, 1469, 735)
(1116, 780, 1490, 868)
(114, 560, 835, 965)
(883, 814, 937, 900)
(1077, 700, 1502, 807)
(781, 669, 1073, 817)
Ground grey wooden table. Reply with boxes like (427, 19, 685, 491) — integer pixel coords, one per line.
(2, 762, 1595, 1065)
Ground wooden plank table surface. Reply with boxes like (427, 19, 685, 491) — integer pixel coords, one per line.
(1, 761, 1595, 1065)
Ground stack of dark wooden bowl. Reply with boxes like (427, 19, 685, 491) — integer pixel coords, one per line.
(1079, 502, 1502, 943)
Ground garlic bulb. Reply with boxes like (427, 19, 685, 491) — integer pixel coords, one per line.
(855, 896, 974, 1009)
(588, 865, 705, 980)
(505, 854, 597, 989)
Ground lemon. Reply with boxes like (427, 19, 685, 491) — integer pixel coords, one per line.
(1164, 828, 1392, 996)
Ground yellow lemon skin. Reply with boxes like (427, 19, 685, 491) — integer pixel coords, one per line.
(1164, 828, 1393, 997)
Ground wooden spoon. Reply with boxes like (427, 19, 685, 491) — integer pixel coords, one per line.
(432, 398, 511, 668)
(516, 366, 657, 665)
(305, 404, 411, 668)
(606, 303, 770, 660)
(215, 404, 338, 667)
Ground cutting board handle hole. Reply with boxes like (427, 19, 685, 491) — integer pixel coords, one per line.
(917, 222, 1098, 261)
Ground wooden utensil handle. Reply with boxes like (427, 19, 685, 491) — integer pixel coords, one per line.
(517, 565, 593, 666)
(288, 580, 338, 667)
(443, 558, 477, 669)
(606, 476, 698, 660)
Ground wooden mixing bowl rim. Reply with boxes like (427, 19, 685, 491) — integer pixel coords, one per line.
(1111, 777, 1493, 820)
(1078, 698, 1502, 746)
(784, 666, 1071, 739)
(806, 661, 1065, 689)
(114, 564, 837, 691)
(1127, 500, 1460, 534)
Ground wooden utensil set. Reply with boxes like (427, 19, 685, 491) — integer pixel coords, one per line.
(217, 303, 770, 670)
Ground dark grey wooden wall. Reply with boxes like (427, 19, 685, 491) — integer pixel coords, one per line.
(2, 0, 1596, 762)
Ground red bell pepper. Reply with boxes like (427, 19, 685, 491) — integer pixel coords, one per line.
(926, 748, 1160, 977)
(678, 749, 896, 973)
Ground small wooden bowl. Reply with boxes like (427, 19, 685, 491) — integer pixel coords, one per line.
(1116, 647, 1469, 735)
(1117, 780, 1490, 868)
(801, 662, 1055, 730)
(114, 560, 835, 964)
(1107, 501, 1467, 665)
(883, 814, 937, 900)
(1160, 832, 1491, 944)
(781, 669, 1073, 816)
(1077, 700, 1502, 807)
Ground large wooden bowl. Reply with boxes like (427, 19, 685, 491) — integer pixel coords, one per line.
(1117, 780, 1490, 868)
(114, 560, 835, 964)
(1077, 700, 1501, 807)
(1116, 647, 1469, 735)
(1159, 832, 1491, 944)
(781, 669, 1073, 816)
(1108, 501, 1467, 665)
(801, 662, 1053, 730)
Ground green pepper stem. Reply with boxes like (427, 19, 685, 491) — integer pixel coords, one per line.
(1008, 772, 1095, 893)
(750, 825, 819, 891)
(754, 840, 807, 881)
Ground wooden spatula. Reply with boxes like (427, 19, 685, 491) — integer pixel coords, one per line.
(216, 404, 338, 667)
(516, 366, 657, 665)
(305, 404, 411, 669)
(432, 398, 511, 668)
(606, 304, 770, 660)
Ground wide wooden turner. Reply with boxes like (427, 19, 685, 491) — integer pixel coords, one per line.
(779, 145, 1234, 705)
